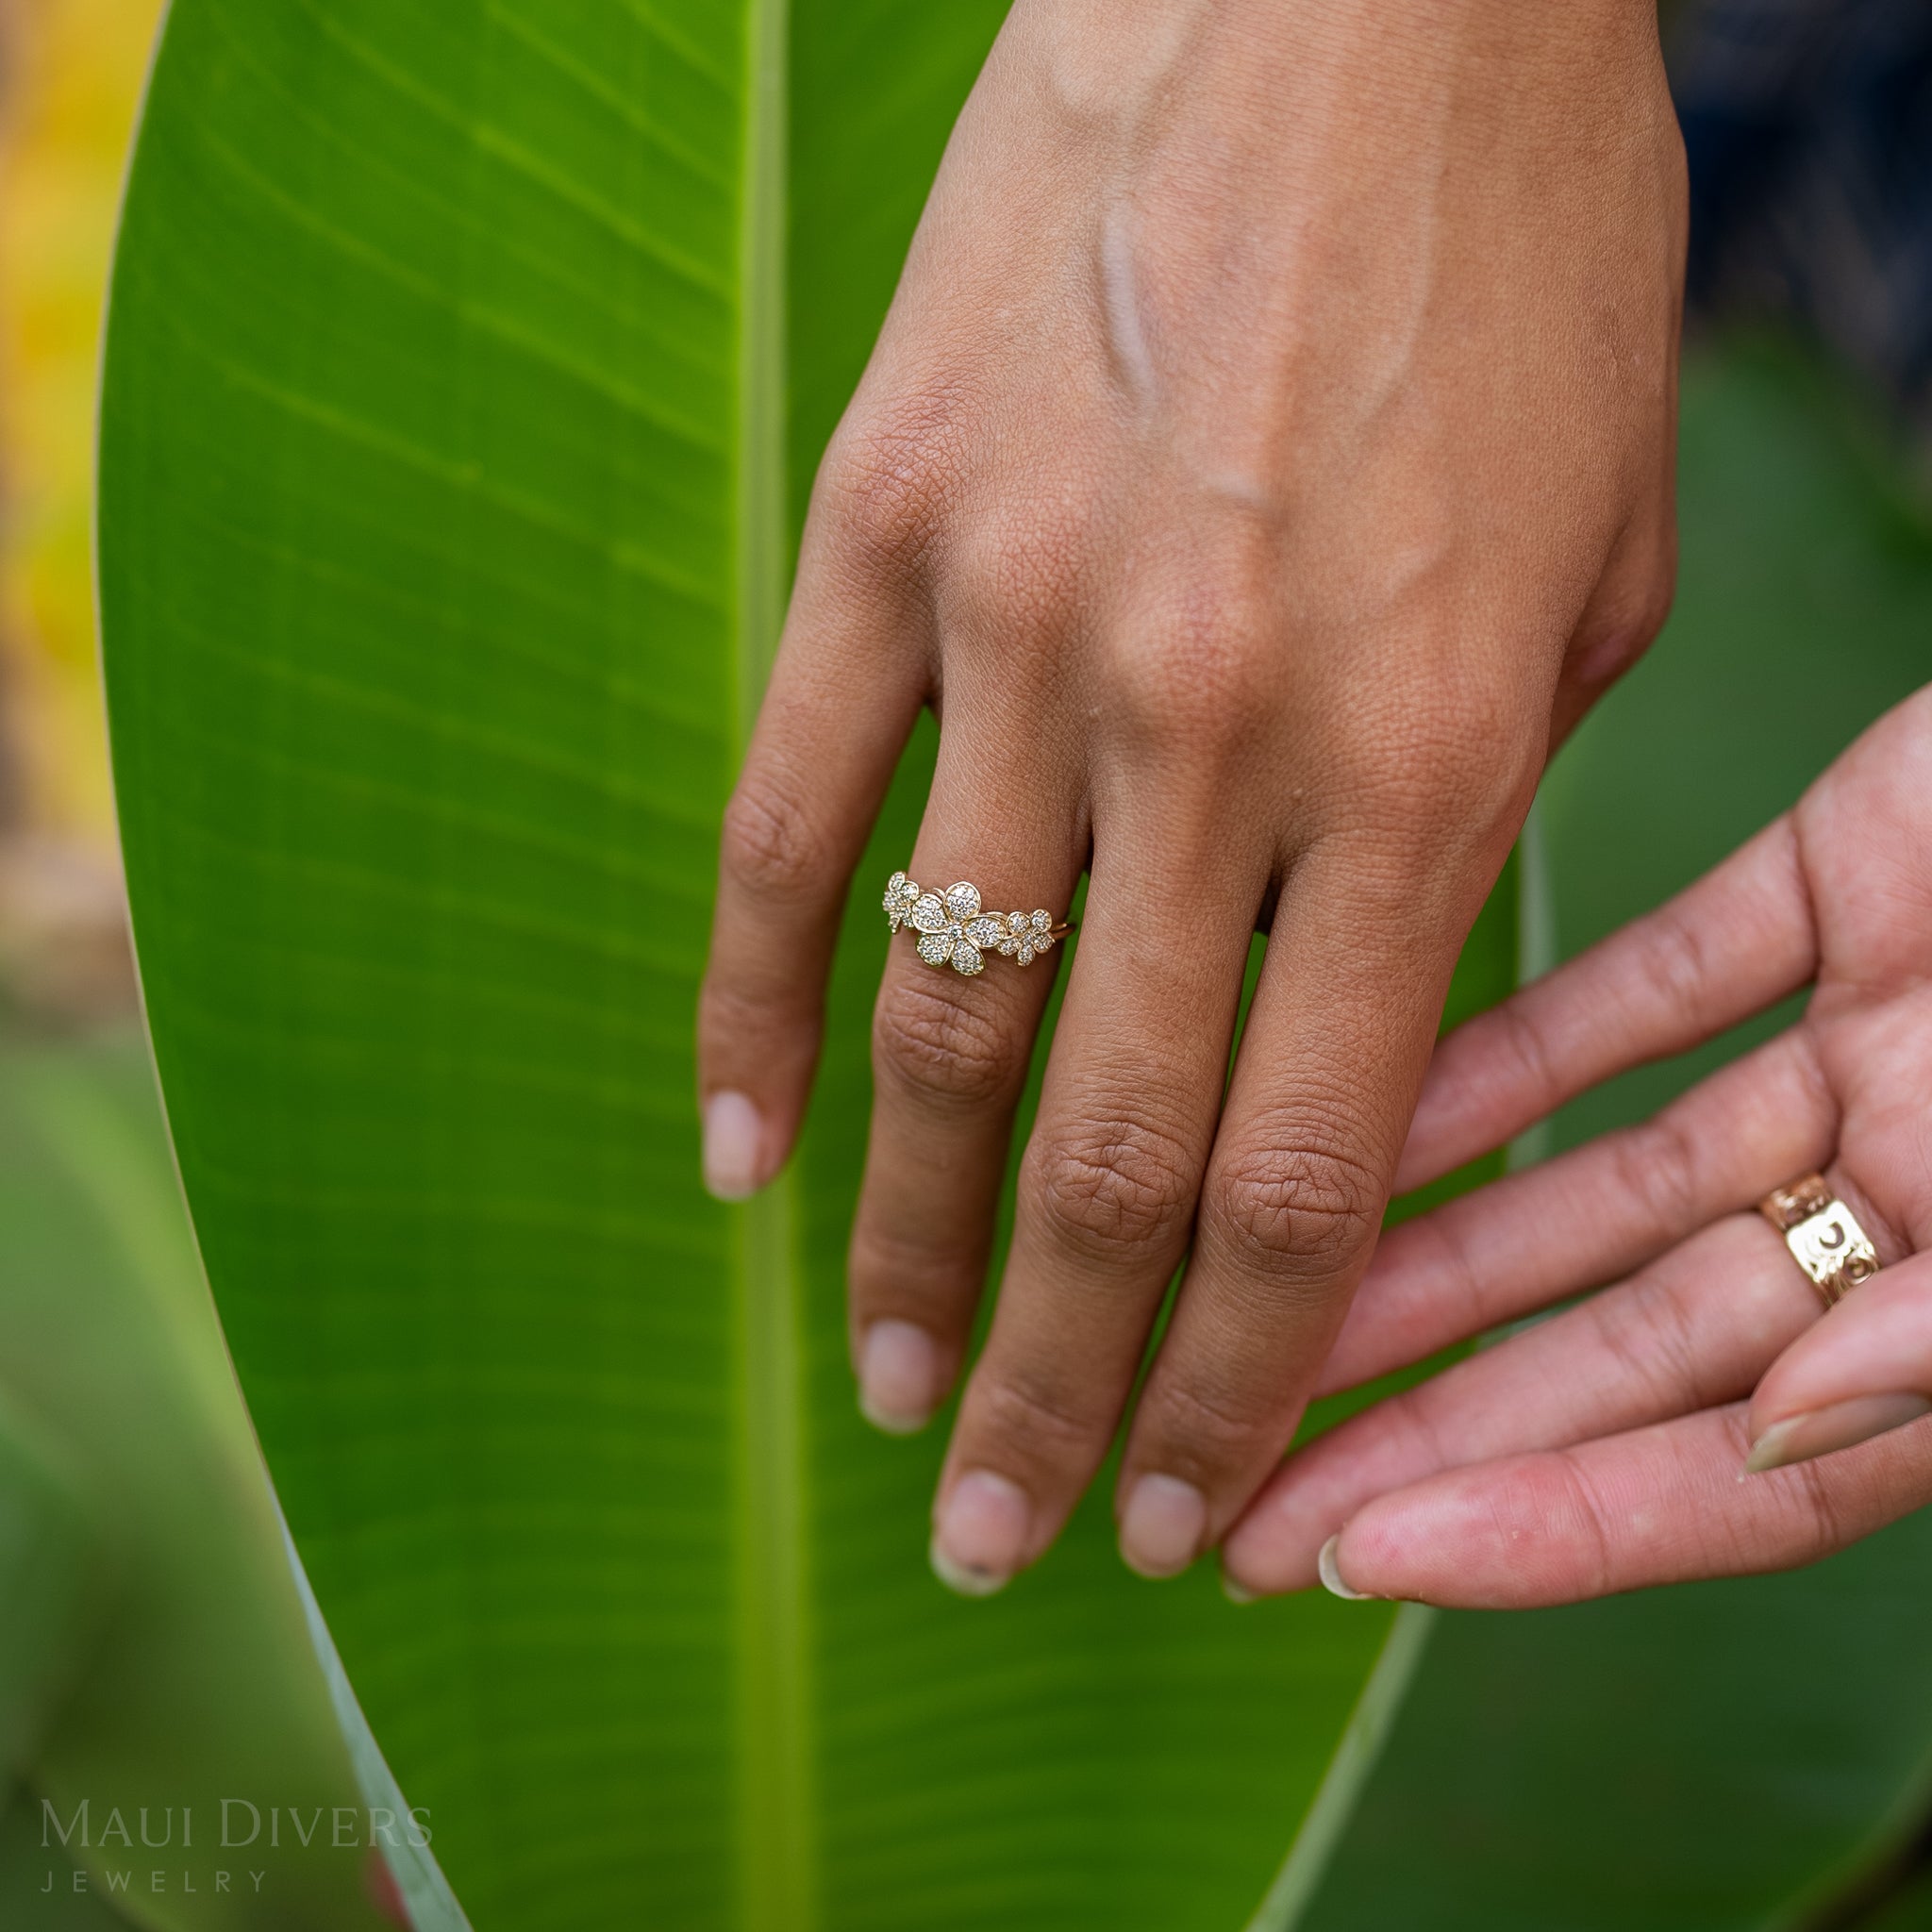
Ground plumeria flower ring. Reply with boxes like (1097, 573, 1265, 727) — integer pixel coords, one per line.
(881, 873, 1070, 977)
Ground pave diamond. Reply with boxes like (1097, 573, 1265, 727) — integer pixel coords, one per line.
(883, 871, 920, 931)
(950, 939, 984, 976)
(964, 915, 1005, 948)
(909, 892, 950, 935)
(943, 881, 982, 922)
(917, 926, 958, 966)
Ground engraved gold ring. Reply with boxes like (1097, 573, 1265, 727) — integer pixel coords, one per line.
(1758, 1173, 1882, 1307)
(882, 872, 1073, 977)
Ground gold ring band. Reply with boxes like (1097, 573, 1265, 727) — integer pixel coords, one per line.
(1758, 1173, 1881, 1307)
(882, 872, 1072, 977)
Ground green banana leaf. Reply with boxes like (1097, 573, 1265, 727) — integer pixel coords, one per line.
(96, 4, 1516, 1926)
(0, 1029, 386, 1931)
(1307, 344, 1932, 1931)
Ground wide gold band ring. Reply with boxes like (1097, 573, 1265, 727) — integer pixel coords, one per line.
(882, 872, 1072, 977)
(1758, 1173, 1881, 1307)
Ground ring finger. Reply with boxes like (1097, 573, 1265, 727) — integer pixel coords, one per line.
(848, 707, 1086, 1436)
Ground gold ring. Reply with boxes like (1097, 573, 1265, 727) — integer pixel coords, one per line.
(1758, 1173, 1881, 1307)
(882, 872, 1072, 977)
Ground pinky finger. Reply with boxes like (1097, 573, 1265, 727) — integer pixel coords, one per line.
(1308, 1402, 1932, 1610)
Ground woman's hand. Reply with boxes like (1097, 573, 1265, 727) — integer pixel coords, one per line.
(1222, 686, 1932, 1607)
(699, 0, 1685, 1592)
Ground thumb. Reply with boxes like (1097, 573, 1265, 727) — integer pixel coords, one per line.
(1744, 1250, 1932, 1474)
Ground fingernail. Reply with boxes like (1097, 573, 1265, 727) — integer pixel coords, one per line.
(1318, 1533, 1379, 1602)
(1118, 1474, 1208, 1579)
(858, 1321, 939, 1436)
(930, 1470, 1029, 1597)
(702, 1090, 765, 1200)
(1742, 1393, 1932, 1474)
(1221, 1566, 1260, 1605)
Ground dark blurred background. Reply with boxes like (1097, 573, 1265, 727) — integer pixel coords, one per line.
(1675, 0, 1932, 453)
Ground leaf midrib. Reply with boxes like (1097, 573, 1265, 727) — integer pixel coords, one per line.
(732, 1, 813, 1927)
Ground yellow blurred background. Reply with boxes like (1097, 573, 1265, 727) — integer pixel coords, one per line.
(1, 0, 163, 1016)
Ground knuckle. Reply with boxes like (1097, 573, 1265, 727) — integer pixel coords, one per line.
(1311, 708, 1539, 865)
(719, 767, 829, 908)
(1645, 903, 1716, 1027)
(946, 501, 1084, 658)
(847, 1215, 983, 1314)
(1028, 1111, 1201, 1262)
(974, 1368, 1108, 1462)
(1608, 1108, 1703, 1239)
(1586, 1269, 1705, 1412)
(818, 386, 970, 574)
(873, 974, 1024, 1109)
(1496, 996, 1562, 1116)
(1108, 578, 1275, 750)
(1509, 1452, 1617, 1598)
(1144, 1372, 1274, 1472)
(1578, 552, 1679, 680)
(697, 973, 804, 1065)
(1382, 711, 1530, 813)
(1209, 1136, 1384, 1284)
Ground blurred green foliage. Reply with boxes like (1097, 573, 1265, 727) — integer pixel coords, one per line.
(0, 1031, 388, 1930)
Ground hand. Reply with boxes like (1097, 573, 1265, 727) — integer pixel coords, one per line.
(698, 0, 1686, 1592)
(1222, 686, 1932, 1607)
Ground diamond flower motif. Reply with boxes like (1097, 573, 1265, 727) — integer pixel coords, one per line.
(995, 908, 1056, 965)
(882, 871, 920, 932)
(912, 919, 984, 975)
(908, 892, 951, 935)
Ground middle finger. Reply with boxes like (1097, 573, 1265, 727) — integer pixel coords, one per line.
(926, 814, 1263, 1593)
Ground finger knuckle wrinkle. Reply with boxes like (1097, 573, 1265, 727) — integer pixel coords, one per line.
(1613, 1111, 1703, 1237)
(1532, 1454, 1618, 1598)
(978, 1371, 1105, 1457)
(1153, 1374, 1273, 1463)
(1589, 1273, 1703, 1411)
(873, 978, 1022, 1108)
(720, 774, 826, 906)
(1496, 997, 1562, 1115)
(1646, 904, 1716, 1027)
(848, 1219, 980, 1306)
(1213, 1144, 1382, 1277)
(1032, 1117, 1199, 1259)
